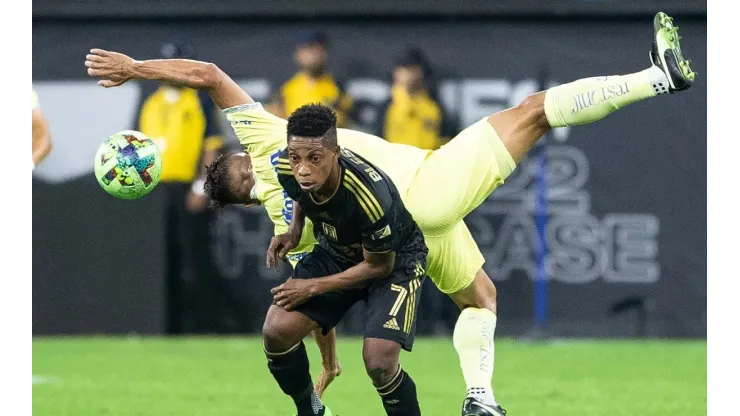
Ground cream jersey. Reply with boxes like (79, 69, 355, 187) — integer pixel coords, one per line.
(223, 102, 429, 261)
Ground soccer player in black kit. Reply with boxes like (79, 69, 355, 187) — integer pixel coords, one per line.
(263, 104, 428, 416)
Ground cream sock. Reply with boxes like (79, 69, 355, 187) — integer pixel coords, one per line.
(544, 66, 669, 127)
(453, 307, 498, 406)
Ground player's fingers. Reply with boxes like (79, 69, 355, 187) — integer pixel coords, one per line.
(98, 80, 122, 88)
(85, 54, 106, 63)
(278, 246, 290, 260)
(270, 285, 283, 294)
(86, 62, 107, 72)
(266, 245, 278, 269)
(90, 48, 110, 57)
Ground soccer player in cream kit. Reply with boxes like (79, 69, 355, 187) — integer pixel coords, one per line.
(86, 12, 696, 416)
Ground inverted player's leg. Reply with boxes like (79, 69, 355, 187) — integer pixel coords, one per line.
(262, 306, 325, 416)
(425, 223, 506, 416)
(493, 12, 696, 163)
(449, 270, 501, 413)
(406, 12, 695, 237)
(405, 118, 516, 236)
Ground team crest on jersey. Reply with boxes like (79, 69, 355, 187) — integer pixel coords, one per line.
(371, 224, 392, 240)
(322, 223, 338, 241)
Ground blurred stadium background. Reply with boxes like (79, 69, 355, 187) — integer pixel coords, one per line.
(32, 1, 707, 415)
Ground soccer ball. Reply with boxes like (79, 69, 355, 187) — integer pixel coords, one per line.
(93, 130, 162, 200)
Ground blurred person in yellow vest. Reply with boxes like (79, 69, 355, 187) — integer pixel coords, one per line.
(135, 40, 224, 334)
(32, 89, 52, 169)
(267, 31, 354, 127)
(375, 48, 455, 150)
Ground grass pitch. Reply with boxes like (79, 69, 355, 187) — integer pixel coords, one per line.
(32, 337, 706, 415)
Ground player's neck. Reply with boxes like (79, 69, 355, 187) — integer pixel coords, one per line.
(311, 164, 342, 203)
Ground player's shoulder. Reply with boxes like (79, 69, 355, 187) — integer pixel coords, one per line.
(339, 149, 395, 220)
(340, 148, 383, 180)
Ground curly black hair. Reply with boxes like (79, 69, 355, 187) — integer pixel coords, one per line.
(287, 103, 338, 147)
(203, 152, 241, 210)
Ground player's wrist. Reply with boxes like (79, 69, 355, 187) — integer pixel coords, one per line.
(287, 228, 302, 244)
(310, 279, 328, 296)
(128, 59, 142, 77)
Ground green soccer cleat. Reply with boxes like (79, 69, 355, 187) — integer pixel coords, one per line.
(651, 12, 696, 93)
(292, 406, 335, 416)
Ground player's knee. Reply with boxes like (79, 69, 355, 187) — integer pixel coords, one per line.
(363, 342, 401, 386)
(262, 309, 299, 352)
(452, 269, 498, 313)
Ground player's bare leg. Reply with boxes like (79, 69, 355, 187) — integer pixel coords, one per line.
(262, 306, 335, 416)
(363, 337, 422, 416)
(492, 11, 696, 163)
(447, 269, 506, 416)
(311, 328, 342, 398)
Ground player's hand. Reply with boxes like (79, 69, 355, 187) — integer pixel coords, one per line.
(271, 278, 317, 310)
(266, 233, 298, 270)
(315, 360, 342, 398)
(85, 48, 136, 88)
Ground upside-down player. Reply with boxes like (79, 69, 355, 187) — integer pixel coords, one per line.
(85, 12, 695, 416)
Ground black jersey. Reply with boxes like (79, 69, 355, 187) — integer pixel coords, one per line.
(276, 147, 427, 266)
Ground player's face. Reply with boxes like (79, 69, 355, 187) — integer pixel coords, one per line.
(287, 138, 339, 194)
(226, 153, 259, 206)
(295, 44, 328, 76)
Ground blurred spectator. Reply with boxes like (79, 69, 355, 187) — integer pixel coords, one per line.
(375, 48, 454, 150)
(32, 89, 52, 168)
(267, 30, 354, 127)
(135, 40, 224, 334)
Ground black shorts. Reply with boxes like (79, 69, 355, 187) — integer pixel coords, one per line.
(292, 246, 427, 351)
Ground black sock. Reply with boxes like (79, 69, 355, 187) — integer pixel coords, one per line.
(376, 367, 421, 416)
(266, 342, 324, 416)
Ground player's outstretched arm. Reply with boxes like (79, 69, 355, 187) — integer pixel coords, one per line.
(84, 48, 253, 110)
